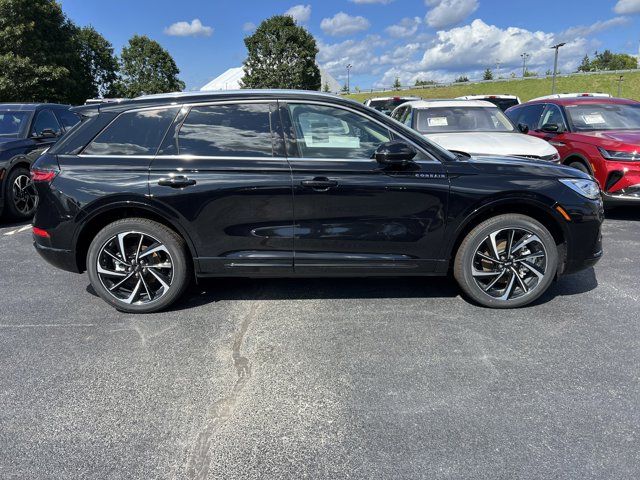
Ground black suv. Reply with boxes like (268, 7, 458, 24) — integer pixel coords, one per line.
(0, 103, 80, 219)
(31, 90, 603, 313)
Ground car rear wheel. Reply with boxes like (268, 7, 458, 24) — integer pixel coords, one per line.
(454, 214, 558, 308)
(5, 167, 38, 219)
(87, 218, 191, 313)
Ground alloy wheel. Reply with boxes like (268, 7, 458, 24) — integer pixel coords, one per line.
(12, 174, 38, 215)
(471, 227, 548, 301)
(96, 231, 174, 305)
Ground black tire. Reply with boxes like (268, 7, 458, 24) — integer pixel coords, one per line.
(454, 214, 558, 308)
(4, 166, 38, 220)
(87, 218, 191, 313)
(568, 160, 590, 175)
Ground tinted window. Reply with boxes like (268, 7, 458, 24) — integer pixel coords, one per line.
(84, 108, 178, 156)
(509, 104, 544, 130)
(31, 110, 61, 136)
(56, 109, 81, 131)
(540, 104, 567, 130)
(484, 98, 519, 111)
(0, 111, 31, 137)
(178, 103, 273, 157)
(288, 103, 391, 159)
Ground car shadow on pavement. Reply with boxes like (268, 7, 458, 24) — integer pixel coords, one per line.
(605, 207, 640, 221)
(162, 267, 598, 311)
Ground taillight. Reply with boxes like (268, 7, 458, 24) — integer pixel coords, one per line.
(32, 227, 50, 238)
(31, 167, 59, 183)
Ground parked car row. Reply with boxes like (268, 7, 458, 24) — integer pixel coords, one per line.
(366, 92, 640, 206)
(0, 103, 79, 220)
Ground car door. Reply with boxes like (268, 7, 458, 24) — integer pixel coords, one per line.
(533, 104, 571, 159)
(280, 101, 449, 275)
(149, 101, 294, 275)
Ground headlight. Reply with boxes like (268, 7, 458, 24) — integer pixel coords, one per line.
(598, 146, 640, 161)
(559, 178, 601, 200)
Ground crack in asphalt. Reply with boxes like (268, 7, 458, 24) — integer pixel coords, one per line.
(184, 300, 263, 480)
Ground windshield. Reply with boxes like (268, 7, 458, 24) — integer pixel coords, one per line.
(0, 111, 31, 137)
(415, 107, 515, 133)
(565, 103, 640, 131)
(368, 99, 413, 114)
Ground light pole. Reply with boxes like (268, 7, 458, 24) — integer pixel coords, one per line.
(550, 42, 566, 94)
(617, 75, 624, 97)
(346, 64, 352, 94)
(521, 53, 530, 78)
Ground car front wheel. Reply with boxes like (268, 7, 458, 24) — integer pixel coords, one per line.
(454, 214, 558, 308)
(87, 218, 191, 313)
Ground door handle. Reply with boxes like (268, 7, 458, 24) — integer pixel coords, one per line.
(157, 176, 197, 188)
(300, 178, 338, 191)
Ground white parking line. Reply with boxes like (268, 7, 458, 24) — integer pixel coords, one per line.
(3, 224, 32, 236)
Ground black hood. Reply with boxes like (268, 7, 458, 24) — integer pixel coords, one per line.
(460, 154, 591, 180)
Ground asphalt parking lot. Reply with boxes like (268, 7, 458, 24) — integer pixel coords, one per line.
(0, 211, 639, 480)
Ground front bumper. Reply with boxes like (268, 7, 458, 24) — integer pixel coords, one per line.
(560, 197, 604, 275)
(602, 185, 640, 205)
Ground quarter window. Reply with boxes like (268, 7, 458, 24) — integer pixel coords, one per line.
(84, 108, 179, 156)
(177, 103, 273, 157)
(287, 104, 391, 159)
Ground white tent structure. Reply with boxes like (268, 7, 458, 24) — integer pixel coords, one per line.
(200, 66, 341, 93)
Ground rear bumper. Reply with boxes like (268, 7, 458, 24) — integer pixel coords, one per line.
(34, 239, 80, 273)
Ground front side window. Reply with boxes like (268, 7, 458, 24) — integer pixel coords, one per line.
(287, 103, 391, 159)
(31, 110, 62, 137)
(0, 111, 31, 137)
(414, 107, 514, 133)
(540, 104, 567, 130)
(510, 104, 545, 130)
(177, 103, 273, 157)
(565, 103, 640, 131)
(84, 108, 179, 156)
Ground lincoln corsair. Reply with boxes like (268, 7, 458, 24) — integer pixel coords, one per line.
(31, 90, 603, 313)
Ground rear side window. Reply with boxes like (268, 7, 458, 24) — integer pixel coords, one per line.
(508, 104, 544, 130)
(177, 103, 273, 157)
(84, 108, 179, 156)
(56, 110, 81, 131)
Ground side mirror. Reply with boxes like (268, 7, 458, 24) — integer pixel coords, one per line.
(540, 123, 564, 134)
(32, 128, 58, 139)
(374, 140, 417, 166)
(517, 123, 529, 134)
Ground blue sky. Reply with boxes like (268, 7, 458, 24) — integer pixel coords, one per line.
(59, 0, 640, 90)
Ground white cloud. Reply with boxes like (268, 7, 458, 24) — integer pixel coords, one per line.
(320, 12, 371, 36)
(385, 17, 422, 37)
(425, 0, 478, 28)
(614, 0, 640, 14)
(318, 35, 387, 77)
(285, 5, 312, 23)
(164, 19, 213, 37)
(349, 0, 394, 3)
(243, 22, 256, 32)
(560, 17, 630, 39)
(375, 19, 592, 87)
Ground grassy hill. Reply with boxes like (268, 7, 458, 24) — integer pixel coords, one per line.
(346, 71, 640, 103)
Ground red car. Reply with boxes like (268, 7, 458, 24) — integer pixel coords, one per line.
(506, 95, 640, 205)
